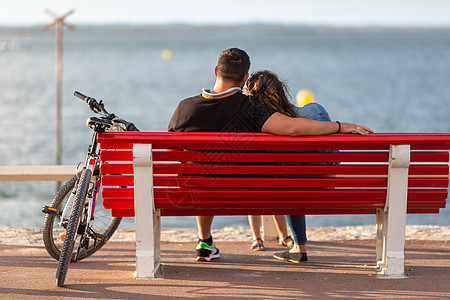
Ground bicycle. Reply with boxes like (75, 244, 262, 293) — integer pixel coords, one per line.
(41, 91, 139, 287)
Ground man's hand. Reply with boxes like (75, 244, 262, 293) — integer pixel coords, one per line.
(340, 123, 373, 135)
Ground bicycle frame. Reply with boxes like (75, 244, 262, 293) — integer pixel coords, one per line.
(57, 124, 115, 236)
(56, 135, 97, 234)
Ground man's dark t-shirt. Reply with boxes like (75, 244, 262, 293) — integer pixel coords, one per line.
(168, 88, 276, 132)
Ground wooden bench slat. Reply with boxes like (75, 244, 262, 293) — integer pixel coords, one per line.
(102, 187, 448, 200)
(109, 207, 441, 217)
(99, 149, 449, 163)
(104, 199, 387, 210)
(101, 174, 448, 188)
(153, 151, 392, 163)
(101, 175, 389, 187)
(408, 164, 449, 175)
(158, 208, 443, 216)
(104, 197, 445, 210)
(103, 189, 447, 212)
(100, 150, 133, 161)
(152, 150, 449, 163)
(412, 151, 450, 162)
(101, 163, 449, 176)
(104, 188, 388, 199)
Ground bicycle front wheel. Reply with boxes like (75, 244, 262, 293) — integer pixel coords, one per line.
(43, 171, 121, 262)
(55, 169, 91, 287)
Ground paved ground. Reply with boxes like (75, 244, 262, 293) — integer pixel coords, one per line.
(0, 240, 449, 299)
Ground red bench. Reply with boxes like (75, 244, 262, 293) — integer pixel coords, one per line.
(98, 132, 450, 279)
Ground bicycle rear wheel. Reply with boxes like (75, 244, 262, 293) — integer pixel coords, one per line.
(43, 171, 121, 262)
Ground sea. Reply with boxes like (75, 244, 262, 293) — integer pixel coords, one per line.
(1, 25, 449, 229)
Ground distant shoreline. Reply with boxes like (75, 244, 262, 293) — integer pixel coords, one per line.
(1, 225, 449, 246)
(1, 23, 450, 34)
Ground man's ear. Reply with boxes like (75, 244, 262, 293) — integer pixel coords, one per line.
(214, 66, 218, 77)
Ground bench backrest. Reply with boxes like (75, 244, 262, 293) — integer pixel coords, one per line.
(98, 132, 450, 217)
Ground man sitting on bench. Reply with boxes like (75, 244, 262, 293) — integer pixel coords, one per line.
(168, 47, 372, 262)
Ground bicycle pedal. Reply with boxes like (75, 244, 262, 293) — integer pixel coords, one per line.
(42, 205, 59, 216)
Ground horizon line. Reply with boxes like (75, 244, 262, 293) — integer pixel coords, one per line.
(2, 21, 450, 30)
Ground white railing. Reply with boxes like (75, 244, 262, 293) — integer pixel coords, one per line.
(0, 165, 77, 181)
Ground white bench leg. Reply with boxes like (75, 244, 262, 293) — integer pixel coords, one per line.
(133, 143, 162, 278)
(262, 215, 278, 241)
(376, 208, 385, 269)
(378, 144, 410, 278)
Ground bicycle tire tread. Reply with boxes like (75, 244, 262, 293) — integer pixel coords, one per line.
(55, 169, 91, 287)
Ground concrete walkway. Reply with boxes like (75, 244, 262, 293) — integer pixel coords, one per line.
(0, 239, 449, 299)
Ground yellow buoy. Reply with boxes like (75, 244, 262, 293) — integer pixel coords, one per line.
(296, 89, 315, 107)
(161, 49, 173, 60)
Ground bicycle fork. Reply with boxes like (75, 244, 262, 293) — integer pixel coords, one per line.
(77, 160, 104, 252)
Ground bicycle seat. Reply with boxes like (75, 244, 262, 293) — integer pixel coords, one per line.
(86, 117, 113, 130)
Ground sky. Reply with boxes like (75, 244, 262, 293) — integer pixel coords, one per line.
(1, 0, 450, 27)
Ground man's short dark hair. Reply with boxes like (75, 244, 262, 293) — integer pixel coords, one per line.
(216, 48, 250, 83)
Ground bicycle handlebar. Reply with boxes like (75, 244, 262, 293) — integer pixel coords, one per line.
(73, 91, 89, 102)
(74, 91, 114, 117)
(74, 91, 139, 132)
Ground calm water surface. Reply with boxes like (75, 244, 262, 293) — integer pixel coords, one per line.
(0, 26, 449, 228)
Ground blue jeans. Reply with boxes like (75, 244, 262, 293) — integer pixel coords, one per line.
(295, 102, 332, 122)
(285, 103, 332, 246)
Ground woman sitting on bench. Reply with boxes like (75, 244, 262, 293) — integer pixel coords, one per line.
(244, 70, 334, 263)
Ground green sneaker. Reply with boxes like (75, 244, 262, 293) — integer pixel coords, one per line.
(196, 241, 220, 262)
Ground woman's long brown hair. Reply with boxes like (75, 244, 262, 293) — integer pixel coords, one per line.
(245, 70, 299, 118)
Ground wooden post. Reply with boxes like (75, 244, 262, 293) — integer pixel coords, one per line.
(44, 9, 74, 192)
(55, 20, 62, 169)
